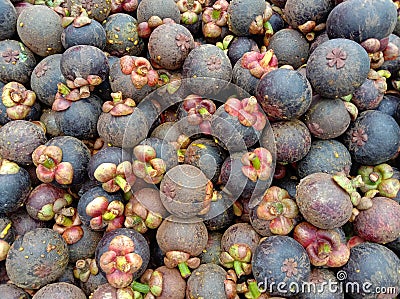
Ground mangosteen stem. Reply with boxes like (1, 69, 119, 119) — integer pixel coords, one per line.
(318, 243, 331, 256)
(102, 211, 117, 221)
(251, 155, 261, 170)
(198, 107, 210, 117)
(243, 97, 258, 113)
(233, 260, 245, 277)
(111, 92, 124, 104)
(263, 21, 273, 35)
(58, 83, 71, 96)
(42, 157, 56, 169)
(260, 50, 273, 68)
(212, 9, 221, 20)
(248, 280, 261, 299)
(131, 281, 150, 294)
(178, 262, 191, 278)
(114, 175, 130, 193)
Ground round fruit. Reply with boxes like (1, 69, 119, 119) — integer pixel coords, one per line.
(296, 172, 353, 229)
(342, 110, 400, 165)
(16, 5, 63, 57)
(5, 228, 69, 289)
(306, 38, 370, 98)
(252, 235, 311, 297)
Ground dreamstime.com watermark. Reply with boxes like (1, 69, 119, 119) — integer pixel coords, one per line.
(256, 270, 398, 296)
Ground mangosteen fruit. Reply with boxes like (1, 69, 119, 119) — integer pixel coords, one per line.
(184, 138, 227, 184)
(251, 185, 299, 236)
(0, 283, 31, 299)
(226, 0, 266, 37)
(148, 23, 195, 70)
(227, 36, 259, 65)
(353, 196, 400, 244)
(137, 0, 181, 24)
(342, 110, 400, 165)
(16, 5, 63, 57)
(302, 96, 351, 139)
(212, 96, 268, 150)
(131, 265, 187, 299)
(160, 164, 213, 219)
(326, 0, 398, 43)
(267, 28, 310, 69)
(0, 120, 46, 165)
(95, 227, 150, 288)
(32, 282, 86, 299)
(186, 263, 227, 299)
(297, 139, 352, 179)
(202, 191, 235, 230)
(342, 242, 400, 299)
(0, 81, 40, 123)
(30, 54, 66, 107)
(220, 222, 260, 278)
(219, 147, 274, 205)
(103, 13, 144, 57)
(293, 221, 350, 268)
(232, 50, 278, 96)
(297, 268, 344, 299)
(109, 56, 159, 102)
(133, 137, 179, 185)
(252, 235, 311, 297)
(57, 45, 109, 109)
(32, 136, 91, 188)
(256, 68, 312, 121)
(66, 0, 111, 22)
(77, 185, 125, 231)
(199, 232, 223, 265)
(55, 95, 102, 140)
(124, 187, 169, 233)
(284, 0, 335, 31)
(182, 44, 232, 95)
(61, 8, 107, 50)
(97, 92, 149, 148)
(306, 38, 370, 98)
(68, 224, 104, 263)
(0, 39, 36, 84)
(296, 172, 353, 229)
(377, 94, 400, 118)
(0, 0, 17, 41)
(351, 76, 386, 111)
(5, 228, 69, 290)
(271, 119, 312, 163)
(156, 216, 208, 278)
(88, 146, 133, 193)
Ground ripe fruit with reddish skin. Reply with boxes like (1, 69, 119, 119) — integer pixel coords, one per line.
(296, 172, 353, 229)
(353, 197, 400, 244)
(293, 221, 350, 267)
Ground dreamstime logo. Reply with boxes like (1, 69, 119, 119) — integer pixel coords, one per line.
(256, 270, 398, 296)
(121, 77, 277, 223)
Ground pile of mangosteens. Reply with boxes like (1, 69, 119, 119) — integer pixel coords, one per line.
(0, 0, 400, 298)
